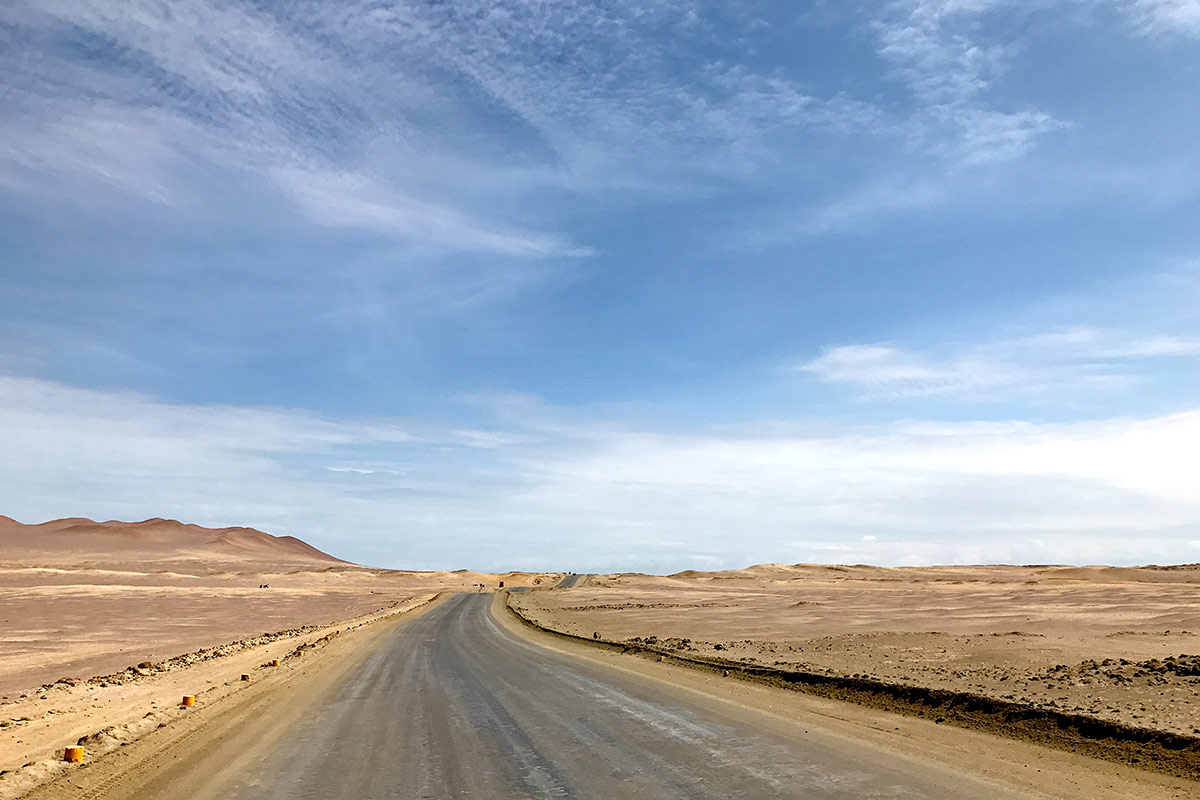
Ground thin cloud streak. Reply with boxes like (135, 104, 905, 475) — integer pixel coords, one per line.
(799, 326, 1200, 400)
(1130, 0, 1200, 36)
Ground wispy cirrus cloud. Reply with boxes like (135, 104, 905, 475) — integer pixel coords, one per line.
(779, 0, 1200, 235)
(272, 166, 589, 257)
(0, 0, 894, 254)
(799, 326, 1200, 400)
(5, 0, 1195, 254)
(0, 0, 591, 255)
(873, 0, 1067, 165)
(10, 0, 1180, 255)
(1128, 0, 1200, 36)
(0, 103, 192, 206)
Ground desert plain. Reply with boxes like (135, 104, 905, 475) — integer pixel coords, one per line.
(0, 515, 555, 792)
(2, 515, 1199, 798)
(510, 564, 1200, 740)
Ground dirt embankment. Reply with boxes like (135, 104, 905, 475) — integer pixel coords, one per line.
(507, 563, 1200, 780)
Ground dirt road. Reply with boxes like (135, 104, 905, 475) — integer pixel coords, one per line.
(25, 592, 1194, 800)
(173, 593, 1034, 799)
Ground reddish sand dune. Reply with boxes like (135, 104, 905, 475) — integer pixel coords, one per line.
(0, 516, 345, 565)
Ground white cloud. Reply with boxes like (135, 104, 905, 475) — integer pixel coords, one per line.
(0, 104, 196, 206)
(0, 0, 901, 249)
(874, 0, 1065, 164)
(3, 372, 1199, 570)
(938, 107, 1067, 165)
(876, 0, 1012, 107)
(1129, 0, 1200, 36)
(800, 342, 1041, 399)
(801, 344, 972, 388)
(506, 408, 1200, 567)
(272, 166, 586, 256)
(1, 0, 588, 255)
(8, 0, 1178, 253)
(796, 175, 948, 235)
(799, 326, 1200, 400)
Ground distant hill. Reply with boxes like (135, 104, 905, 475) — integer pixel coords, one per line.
(0, 516, 348, 566)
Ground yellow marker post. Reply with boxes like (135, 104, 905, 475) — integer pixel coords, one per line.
(63, 746, 84, 763)
(270, 659, 280, 667)
(181, 695, 196, 706)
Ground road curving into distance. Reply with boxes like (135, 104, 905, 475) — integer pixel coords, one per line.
(555, 571, 587, 588)
(207, 592, 1028, 800)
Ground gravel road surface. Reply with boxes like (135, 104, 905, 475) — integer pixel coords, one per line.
(222, 593, 1022, 799)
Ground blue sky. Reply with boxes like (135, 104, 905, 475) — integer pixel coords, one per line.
(2, 0, 1199, 571)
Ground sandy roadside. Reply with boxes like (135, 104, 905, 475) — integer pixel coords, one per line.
(7, 589, 1194, 800)
(0, 593, 444, 800)
(510, 567, 1200, 742)
(496, 592, 1197, 800)
(0, 564, 548, 699)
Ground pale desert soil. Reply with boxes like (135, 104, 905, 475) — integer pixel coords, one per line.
(0, 563, 533, 699)
(0, 516, 552, 698)
(0, 594, 439, 796)
(0, 516, 558, 788)
(510, 564, 1200, 738)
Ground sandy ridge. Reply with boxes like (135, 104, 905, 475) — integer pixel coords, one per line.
(0, 517, 346, 565)
(504, 592, 1200, 781)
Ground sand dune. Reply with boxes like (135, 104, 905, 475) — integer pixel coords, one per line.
(0, 516, 344, 566)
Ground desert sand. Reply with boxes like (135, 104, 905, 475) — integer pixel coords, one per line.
(509, 564, 1200, 741)
(0, 516, 550, 698)
(0, 515, 557, 788)
(6, 516, 1199, 794)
